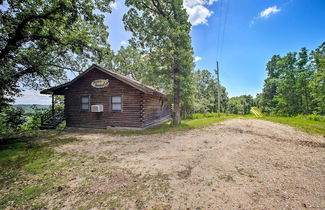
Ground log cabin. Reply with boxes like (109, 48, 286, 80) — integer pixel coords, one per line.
(40, 64, 171, 129)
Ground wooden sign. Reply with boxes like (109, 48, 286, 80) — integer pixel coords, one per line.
(91, 79, 109, 88)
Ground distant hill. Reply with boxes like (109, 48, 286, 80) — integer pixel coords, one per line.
(14, 104, 50, 113)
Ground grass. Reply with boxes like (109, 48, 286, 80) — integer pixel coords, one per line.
(250, 107, 263, 117)
(261, 116, 325, 135)
(0, 133, 78, 208)
(106, 115, 236, 136)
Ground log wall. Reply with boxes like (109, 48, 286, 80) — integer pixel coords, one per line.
(62, 68, 142, 128)
(55, 67, 171, 128)
(143, 94, 171, 127)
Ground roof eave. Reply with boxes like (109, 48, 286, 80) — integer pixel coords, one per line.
(40, 64, 167, 98)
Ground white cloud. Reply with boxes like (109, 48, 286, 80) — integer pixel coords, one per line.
(110, 2, 118, 9)
(14, 90, 52, 105)
(250, 5, 281, 26)
(208, 0, 219, 5)
(194, 56, 202, 62)
(183, 0, 218, 26)
(259, 6, 281, 18)
(120, 40, 127, 45)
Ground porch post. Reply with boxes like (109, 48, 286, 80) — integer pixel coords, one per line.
(51, 94, 55, 117)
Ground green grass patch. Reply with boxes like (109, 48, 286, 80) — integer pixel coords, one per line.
(0, 134, 79, 208)
(261, 116, 325, 135)
(106, 116, 236, 136)
(0, 185, 50, 207)
(250, 107, 263, 117)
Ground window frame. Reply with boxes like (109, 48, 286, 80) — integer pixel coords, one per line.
(80, 95, 90, 111)
(111, 95, 122, 112)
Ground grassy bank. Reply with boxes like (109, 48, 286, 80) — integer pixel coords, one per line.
(0, 134, 79, 208)
(106, 115, 237, 136)
(261, 116, 325, 135)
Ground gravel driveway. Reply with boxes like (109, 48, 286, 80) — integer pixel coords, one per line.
(48, 118, 325, 209)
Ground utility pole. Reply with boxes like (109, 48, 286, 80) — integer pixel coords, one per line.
(214, 61, 221, 117)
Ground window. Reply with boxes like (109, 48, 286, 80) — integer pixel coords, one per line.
(81, 96, 90, 111)
(111, 96, 122, 111)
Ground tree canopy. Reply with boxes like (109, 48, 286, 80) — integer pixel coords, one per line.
(258, 42, 325, 115)
(0, 0, 114, 109)
(123, 0, 195, 125)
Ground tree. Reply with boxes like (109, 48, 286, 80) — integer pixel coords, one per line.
(123, 0, 194, 125)
(260, 55, 281, 113)
(193, 69, 228, 113)
(109, 45, 154, 84)
(0, 106, 25, 133)
(309, 42, 325, 114)
(0, 0, 114, 110)
(259, 42, 324, 115)
(227, 95, 253, 115)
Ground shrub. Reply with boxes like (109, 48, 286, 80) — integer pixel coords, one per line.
(190, 113, 204, 119)
(0, 106, 26, 135)
(306, 114, 324, 122)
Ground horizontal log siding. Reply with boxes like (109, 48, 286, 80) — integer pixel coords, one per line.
(64, 68, 142, 128)
(143, 94, 171, 127)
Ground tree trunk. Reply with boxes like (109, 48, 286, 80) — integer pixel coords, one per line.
(172, 68, 181, 125)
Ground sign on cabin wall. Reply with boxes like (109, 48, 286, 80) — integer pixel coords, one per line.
(91, 79, 109, 88)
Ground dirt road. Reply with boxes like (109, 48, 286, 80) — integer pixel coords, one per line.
(48, 119, 325, 209)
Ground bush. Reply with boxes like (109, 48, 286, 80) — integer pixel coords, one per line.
(0, 106, 26, 135)
(188, 112, 230, 119)
(267, 112, 325, 122)
(189, 113, 204, 119)
(306, 114, 324, 122)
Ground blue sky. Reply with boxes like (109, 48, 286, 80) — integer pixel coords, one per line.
(15, 0, 325, 104)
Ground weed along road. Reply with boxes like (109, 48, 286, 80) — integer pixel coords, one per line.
(3, 118, 319, 209)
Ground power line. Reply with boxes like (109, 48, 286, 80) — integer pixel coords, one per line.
(215, 0, 224, 61)
(218, 0, 229, 61)
(214, 0, 230, 115)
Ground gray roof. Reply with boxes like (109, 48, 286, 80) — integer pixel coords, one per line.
(40, 64, 166, 97)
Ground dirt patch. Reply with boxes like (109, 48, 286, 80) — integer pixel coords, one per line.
(226, 126, 325, 148)
(177, 165, 194, 179)
(5, 119, 324, 209)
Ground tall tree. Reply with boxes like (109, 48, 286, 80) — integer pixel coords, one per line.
(260, 55, 281, 113)
(296, 47, 313, 114)
(123, 0, 194, 125)
(260, 42, 324, 115)
(0, 0, 114, 109)
(109, 45, 155, 85)
(227, 95, 253, 115)
(309, 42, 325, 114)
(193, 69, 228, 113)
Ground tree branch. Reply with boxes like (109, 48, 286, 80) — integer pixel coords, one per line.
(0, 3, 67, 60)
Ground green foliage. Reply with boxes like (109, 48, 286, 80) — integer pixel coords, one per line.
(250, 107, 263, 117)
(192, 69, 228, 114)
(0, 134, 78, 208)
(108, 45, 154, 83)
(0, 0, 114, 109)
(106, 116, 233, 136)
(305, 114, 324, 122)
(14, 104, 50, 114)
(123, 0, 195, 125)
(0, 103, 65, 137)
(188, 112, 236, 119)
(0, 106, 26, 134)
(227, 95, 254, 115)
(259, 42, 325, 115)
(261, 116, 325, 135)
